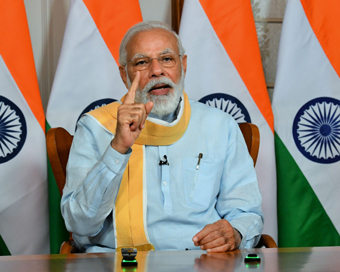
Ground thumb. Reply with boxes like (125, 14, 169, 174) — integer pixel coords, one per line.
(139, 101, 153, 130)
(145, 101, 154, 116)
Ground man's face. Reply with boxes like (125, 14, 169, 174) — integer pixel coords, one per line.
(119, 28, 187, 117)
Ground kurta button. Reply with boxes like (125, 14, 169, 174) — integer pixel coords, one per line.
(114, 159, 120, 165)
(163, 181, 167, 186)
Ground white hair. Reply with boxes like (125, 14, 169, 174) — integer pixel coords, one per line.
(119, 21, 185, 66)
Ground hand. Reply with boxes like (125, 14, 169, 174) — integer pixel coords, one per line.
(111, 72, 153, 154)
(192, 219, 241, 252)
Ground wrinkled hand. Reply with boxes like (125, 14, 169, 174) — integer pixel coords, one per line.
(192, 219, 241, 252)
(111, 72, 153, 154)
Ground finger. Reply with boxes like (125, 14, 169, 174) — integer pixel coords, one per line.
(195, 229, 226, 246)
(127, 106, 146, 131)
(124, 71, 140, 105)
(199, 236, 229, 250)
(138, 104, 147, 130)
(206, 243, 233, 253)
(140, 101, 154, 129)
(193, 223, 219, 244)
(145, 101, 154, 116)
(117, 105, 143, 130)
(129, 112, 143, 131)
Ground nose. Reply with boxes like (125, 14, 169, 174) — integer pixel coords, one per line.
(148, 58, 165, 78)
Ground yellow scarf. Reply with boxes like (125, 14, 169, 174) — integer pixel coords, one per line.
(88, 92, 191, 251)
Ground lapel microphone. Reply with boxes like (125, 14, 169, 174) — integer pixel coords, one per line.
(159, 155, 169, 166)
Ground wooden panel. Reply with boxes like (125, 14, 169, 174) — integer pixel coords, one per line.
(171, 0, 184, 33)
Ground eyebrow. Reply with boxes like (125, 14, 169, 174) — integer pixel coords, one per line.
(130, 48, 176, 60)
(131, 53, 147, 60)
(160, 48, 175, 55)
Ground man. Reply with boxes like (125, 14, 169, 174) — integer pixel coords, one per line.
(61, 21, 263, 253)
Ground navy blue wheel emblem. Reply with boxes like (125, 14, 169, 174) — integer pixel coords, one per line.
(293, 97, 340, 164)
(199, 93, 251, 123)
(0, 96, 27, 164)
(76, 98, 116, 128)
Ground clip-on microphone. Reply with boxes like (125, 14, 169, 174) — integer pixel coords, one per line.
(159, 155, 169, 166)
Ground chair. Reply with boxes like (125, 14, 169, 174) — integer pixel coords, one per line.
(238, 123, 260, 166)
(256, 234, 278, 248)
(46, 127, 77, 253)
(238, 123, 277, 248)
(46, 123, 277, 253)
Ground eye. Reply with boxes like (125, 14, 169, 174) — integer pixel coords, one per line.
(161, 55, 174, 63)
(134, 58, 149, 66)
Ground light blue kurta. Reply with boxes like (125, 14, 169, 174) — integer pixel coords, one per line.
(61, 98, 263, 253)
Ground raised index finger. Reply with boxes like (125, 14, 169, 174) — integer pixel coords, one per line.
(123, 71, 140, 105)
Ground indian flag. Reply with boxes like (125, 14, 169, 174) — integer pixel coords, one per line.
(0, 0, 49, 255)
(179, 0, 277, 241)
(46, 0, 142, 253)
(273, 0, 340, 247)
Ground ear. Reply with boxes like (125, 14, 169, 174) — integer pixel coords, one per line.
(182, 55, 187, 76)
(119, 66, 129, 89)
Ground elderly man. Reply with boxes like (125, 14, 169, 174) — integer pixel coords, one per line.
(61, 21, 263, 253)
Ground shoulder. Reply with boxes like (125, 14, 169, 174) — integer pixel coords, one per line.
(189, 99, 237, 127)
(72, 113, 114, 156)
(76, 113, 114, 138)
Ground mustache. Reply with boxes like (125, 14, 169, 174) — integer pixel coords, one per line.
(141, 77, 176, 93)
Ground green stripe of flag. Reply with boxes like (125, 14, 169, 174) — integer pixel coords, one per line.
(275, 133, 340, 247)
(0, 235, 11, 256)
(46, 121, 69, 254)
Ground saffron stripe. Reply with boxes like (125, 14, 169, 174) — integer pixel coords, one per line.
(83, 0, 143, 65)
(301, 0, 340, 78)
(198, 0, 274, 132)
(0, 0, 45, 130)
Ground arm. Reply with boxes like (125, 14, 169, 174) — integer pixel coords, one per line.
(193, 118, 263, 252)
(61, 117, 131, 236)
(61, 72, 153, 236)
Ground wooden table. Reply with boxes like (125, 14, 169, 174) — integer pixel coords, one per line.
(0, 247, 339, 271)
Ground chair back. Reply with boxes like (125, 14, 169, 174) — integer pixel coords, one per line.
(239, 123, 277, 248)
(46, 127, 76, 253)
(46, 127, 73, 196)
(238, 122, 260, 166)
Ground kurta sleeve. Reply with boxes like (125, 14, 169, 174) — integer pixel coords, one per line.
(61, 115, 131, 236)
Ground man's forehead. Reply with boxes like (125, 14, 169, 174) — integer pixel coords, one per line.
(126, 28, 178, 56)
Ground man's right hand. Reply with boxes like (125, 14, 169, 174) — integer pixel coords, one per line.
(111, 71, 154, 154)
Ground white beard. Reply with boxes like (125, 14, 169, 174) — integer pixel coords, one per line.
(127, 69, 185, 118)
